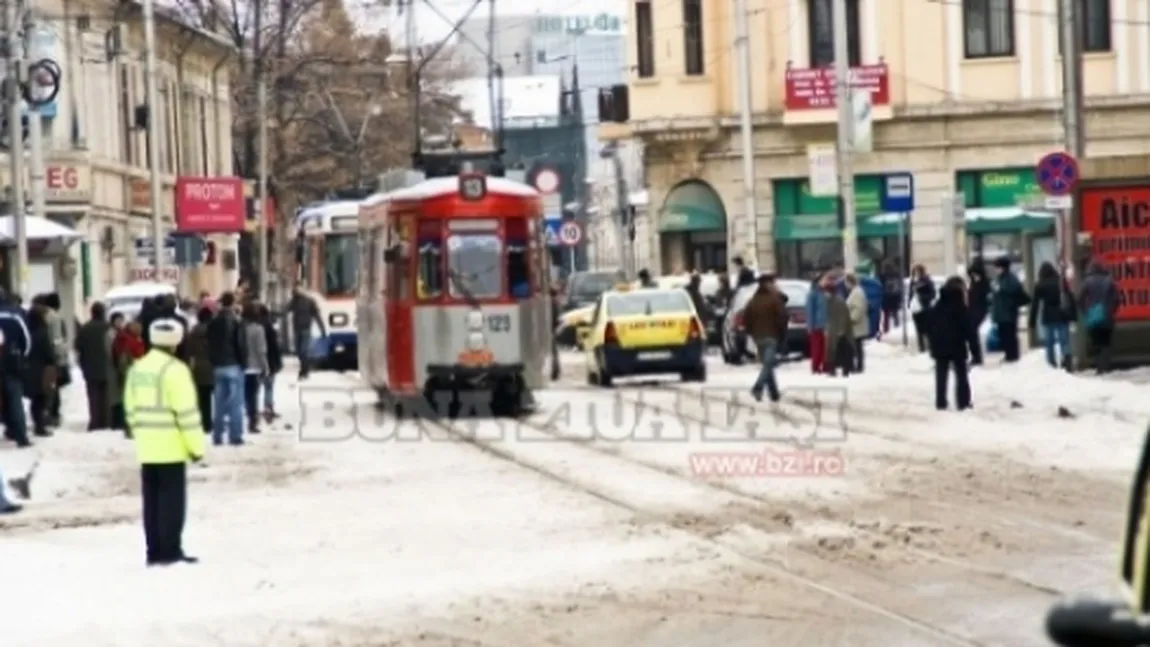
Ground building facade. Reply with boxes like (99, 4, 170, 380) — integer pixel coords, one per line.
(0, 0, 238, 325)
(457, 12, 627, 175)
(617, 0, 1150, 277)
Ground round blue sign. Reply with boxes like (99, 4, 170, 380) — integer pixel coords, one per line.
(1035, 152, 1080, 197)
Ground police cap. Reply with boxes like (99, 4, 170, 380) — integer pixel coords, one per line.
(149, 318, 184, 347)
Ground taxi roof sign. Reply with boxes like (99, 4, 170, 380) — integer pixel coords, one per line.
(459, 172, 487, 201)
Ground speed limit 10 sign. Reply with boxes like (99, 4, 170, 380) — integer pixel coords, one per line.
(559, 221, 582, 246)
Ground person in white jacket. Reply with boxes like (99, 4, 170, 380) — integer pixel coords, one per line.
(845, 274, 870, 373)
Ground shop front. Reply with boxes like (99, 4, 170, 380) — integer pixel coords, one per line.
(658, 180, 728, 273)
(772, 177, 908, 278)
(956, 168, 1055, 264)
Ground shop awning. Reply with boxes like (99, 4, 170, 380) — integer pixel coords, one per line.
(964, 207, 1054, 235)
(0, 215, 82, 243)
(859, 212, 907, 237)
(659, 181, 726, 233)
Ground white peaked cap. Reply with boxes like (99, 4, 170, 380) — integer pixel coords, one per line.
(149, 318, 184, 347)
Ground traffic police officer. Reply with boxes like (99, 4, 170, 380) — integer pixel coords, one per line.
(124, 319, 205, 566)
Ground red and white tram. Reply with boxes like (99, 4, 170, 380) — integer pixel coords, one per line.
(356, 171, 551, 416)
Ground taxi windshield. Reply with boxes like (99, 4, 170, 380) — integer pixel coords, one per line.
(606, 290, 692, 317)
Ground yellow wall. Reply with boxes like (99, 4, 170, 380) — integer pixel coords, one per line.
(626, 0, 1144, 123)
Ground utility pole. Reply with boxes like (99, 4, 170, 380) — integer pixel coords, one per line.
(832, 0, 857, 270)
(1059, 0, 1087, 366)
(23, 13, 43, 246)
(142, 0, 165, 282)
(732, 0, 757, 267)
(607, 143, 631, 279)
(5, 0, 27, 298)
(254, 0, 269, 300)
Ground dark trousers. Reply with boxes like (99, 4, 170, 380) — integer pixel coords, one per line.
(854, 336, 866, 372)
(912, 312, 930, 352)
(141, 463, 188, 563)
(111, 403, 127, 430)
(196, 385, 213, 433)
(86, 381, 111, 431)
(295, 328, 312, 377)
(28, 393, 47, 434)
(243, 374, 260, 428)
(934, 357, 971, 410)
(881, 307, 899, 333)
(2, 375, 27, 444)
(1088, 326, 1114, 373)
(998, 319, 1020, 362)
(968, 314, 985, 365)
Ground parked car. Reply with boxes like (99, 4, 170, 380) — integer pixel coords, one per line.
(720, 279, 810, 364)
(102, 281, 177, 322)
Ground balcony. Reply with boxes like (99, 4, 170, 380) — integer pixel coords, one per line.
(782, 63, 893, 126)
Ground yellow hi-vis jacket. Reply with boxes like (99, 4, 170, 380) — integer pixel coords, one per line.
(124, 349, 206, 464)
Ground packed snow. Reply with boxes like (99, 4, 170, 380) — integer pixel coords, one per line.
(0, 343, 1142, 645)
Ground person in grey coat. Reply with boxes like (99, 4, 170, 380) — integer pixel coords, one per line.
(75, 301, 116, 431)
(287, 286, 325, 379)
(242, 302, 270, 433)
(1078, 261, 1121, 373)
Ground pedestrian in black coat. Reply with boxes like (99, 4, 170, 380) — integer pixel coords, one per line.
(966, 258, 991, 365)
(928, 276, 976, 411)
(23, 302, 57, 437)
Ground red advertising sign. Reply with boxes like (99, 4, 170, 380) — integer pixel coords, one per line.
(784, 64, 890, 111)
(175, 176, 245, 233)
(1080, 185, 1150, 321)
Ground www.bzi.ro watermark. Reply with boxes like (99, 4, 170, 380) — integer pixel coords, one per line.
(688, 448, 846, 478)
(294, 385, 851, 446)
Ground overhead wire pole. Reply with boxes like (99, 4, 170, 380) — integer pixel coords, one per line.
(832, 0, 857, 270)
(1059, 0, 1087, 367)
(23, 12, 44, 261)
(255, 0, 270, 300)
(5, 0, 27, 298)
(142, 0, 165, 282)
(732, 0, 757, 268)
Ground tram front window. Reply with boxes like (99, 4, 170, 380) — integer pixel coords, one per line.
(446, 233, 503, 299)
(323, 233, 358, 296)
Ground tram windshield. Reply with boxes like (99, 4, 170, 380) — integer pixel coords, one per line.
(446, 233, 503, 299)
(323, 233, 358, 296)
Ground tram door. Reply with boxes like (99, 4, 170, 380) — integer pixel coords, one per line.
(385, 215, 416, 391)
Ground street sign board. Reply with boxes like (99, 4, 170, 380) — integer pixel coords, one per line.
(1044, 194, 1073, 210)
(559, 221, 582, 246)
(880, 172, 915, 212)
(1036, 151, 1079, 196)
(534, 167, 560, 194)
(807, 143, 837, 197)
(134, 235, 176, 265)
(544, 212, 562, 247)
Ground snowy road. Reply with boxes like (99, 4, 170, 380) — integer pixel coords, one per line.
(0, 345, 1139, 646)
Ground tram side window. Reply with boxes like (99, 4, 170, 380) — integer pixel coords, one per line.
(417, 237, 444, 300)
(506, 219, 532, 300)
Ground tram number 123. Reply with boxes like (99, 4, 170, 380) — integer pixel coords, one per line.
(487, 314, 512, 333)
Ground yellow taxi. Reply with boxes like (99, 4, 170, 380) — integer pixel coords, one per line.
(584, 286, 708, 387)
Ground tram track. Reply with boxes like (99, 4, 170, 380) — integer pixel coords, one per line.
(329, 364, 1105, 646)
(407, 409, 991, 646)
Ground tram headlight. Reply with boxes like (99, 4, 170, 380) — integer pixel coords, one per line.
(466, 331, 487, 351)
(465, 309, 485, 331)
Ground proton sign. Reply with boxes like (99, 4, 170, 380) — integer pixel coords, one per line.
(175, 176, 245, 233)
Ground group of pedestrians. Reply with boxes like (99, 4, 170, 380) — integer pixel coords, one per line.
(802, 270, 871, 377)
(919, 257, 1121, 411)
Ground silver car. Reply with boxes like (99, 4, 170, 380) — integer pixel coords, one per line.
(720, 279, 811, 364)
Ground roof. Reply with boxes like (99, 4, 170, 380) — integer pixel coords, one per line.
(388, 176, 538, 202)
(450, 75, 561, 129)
(293, 200, 361, 227)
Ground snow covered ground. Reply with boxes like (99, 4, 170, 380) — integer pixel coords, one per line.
(0, 346, 1141, 646)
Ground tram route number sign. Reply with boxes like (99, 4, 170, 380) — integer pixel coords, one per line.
(560, 222, 582, 246)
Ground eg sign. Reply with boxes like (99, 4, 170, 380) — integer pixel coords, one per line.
(43, 164, 92, 203)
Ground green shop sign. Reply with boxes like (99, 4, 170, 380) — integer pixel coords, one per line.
(795, 176, 883, 215)
(772, 176, 899, 241)
(536, 14, 623, 35)
(958, 168, 1043, 208)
